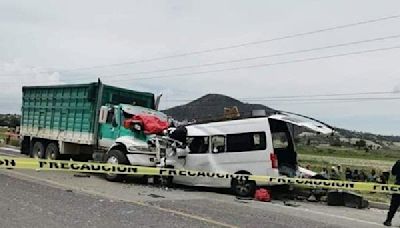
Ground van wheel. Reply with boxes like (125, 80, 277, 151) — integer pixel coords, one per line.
(45, 143, 60, 160)
(231, 179, 256, 197)
(104, 149, 129, 182)
(31, 141, 45, 159)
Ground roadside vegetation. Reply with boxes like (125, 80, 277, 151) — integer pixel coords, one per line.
(297, 145, 399, 161)
(0, 114, 20, 147)
(296, 133, 400, 204)
(0, 127, 19, 147)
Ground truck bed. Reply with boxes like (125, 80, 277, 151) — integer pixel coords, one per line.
(20, 82, 155, 145)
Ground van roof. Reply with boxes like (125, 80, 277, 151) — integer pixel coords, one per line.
(186, 117, 269, 136)
(186, 113, 334, 136)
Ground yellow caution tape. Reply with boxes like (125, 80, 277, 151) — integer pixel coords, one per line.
(0, 155, 398, 194)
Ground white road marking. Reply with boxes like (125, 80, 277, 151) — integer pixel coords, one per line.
(0, 147, 20, 153)
(267, 201, 381, 227)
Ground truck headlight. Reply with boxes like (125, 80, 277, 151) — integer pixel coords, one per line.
(128, 145, 149, 152)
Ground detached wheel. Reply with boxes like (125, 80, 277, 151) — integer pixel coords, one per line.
(45, 143, 60, 160)
(231, 178, 256, 197)
(104, 149, 129, 182)
(31, 141, 45, 159)
(153, 175, 174, 187)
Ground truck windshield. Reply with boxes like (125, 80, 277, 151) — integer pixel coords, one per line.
(121, 105, 168, 121)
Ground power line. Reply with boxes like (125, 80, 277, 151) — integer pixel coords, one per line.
(2, 13, 400, 76)
(57, 14, 400, 72)
(2, 95, 400, 109)
(1, 89, 397, 102)
(244, 97, 400, 102)
(101, 45, 400, 82)
(1, 44, 398, 86)
(166, 91, 397, 102)
(257, 98, 400, 105)
(240, 91, 398, 99)
(4, 33, 400, 80)
(54, 34, 400, 80)
(161, 97, 400, 109)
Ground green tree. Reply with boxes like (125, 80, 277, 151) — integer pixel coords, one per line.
(355, 139, 366, 149)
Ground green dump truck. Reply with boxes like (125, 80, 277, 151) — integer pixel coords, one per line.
(20, 80, 186, 181)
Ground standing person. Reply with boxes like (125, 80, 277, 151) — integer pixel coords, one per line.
(368, 169, 377, 182)
(384, 160, 400, 226)
(345, 167, 352, 181)
(330, 166, 341, 180)
(359, 170, 367, 182)
(352, 169, 360, 182)
(320, 167, 329, 179)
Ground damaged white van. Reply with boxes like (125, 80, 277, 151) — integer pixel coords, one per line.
(169, 112, 334, 197)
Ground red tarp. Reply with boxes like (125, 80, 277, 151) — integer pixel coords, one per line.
(124, 114, 169, 135)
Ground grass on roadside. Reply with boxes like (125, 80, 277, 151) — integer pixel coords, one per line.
(297, 149, 397, 204)
(297, 145, 400, 161)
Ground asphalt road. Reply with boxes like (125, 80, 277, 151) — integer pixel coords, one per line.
(0, 173, 218, 228)
(0, 147, 395, 227)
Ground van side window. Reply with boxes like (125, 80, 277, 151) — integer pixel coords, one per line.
(271, 132, 288, 149)
(226, 132, 266, 152)
(188, 136, 209, 154)
(211, 135, 226, 153)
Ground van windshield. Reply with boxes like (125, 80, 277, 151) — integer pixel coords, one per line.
(269, 119, 297, 177)
(188, 136, 209, 154)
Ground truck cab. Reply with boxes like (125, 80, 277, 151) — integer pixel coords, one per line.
(97, 103, 187, 181)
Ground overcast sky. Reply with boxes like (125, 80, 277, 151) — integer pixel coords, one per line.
(1, 0, 400, 135)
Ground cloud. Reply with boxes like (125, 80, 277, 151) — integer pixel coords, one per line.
(393, 84, 400, 93)
(1, 0, 400, 134)
(0, 60, 63, 113)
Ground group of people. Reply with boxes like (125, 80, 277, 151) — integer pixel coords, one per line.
(309, 165, 389, 184)
(307, 162, 400, 226)
(344, 167, 389, 184)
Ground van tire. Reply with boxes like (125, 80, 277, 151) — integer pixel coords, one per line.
(104, 149, 129, 182)
(231, 178, 256, 197)
(31, 141, 45, 159)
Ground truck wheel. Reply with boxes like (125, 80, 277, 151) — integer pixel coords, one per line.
(31, 141, 45, 159)
(231, 178, 256, 197)
(104, 150, 129, 182)
(45, 143, 60, 160)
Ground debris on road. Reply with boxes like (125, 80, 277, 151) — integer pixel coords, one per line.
(74, 173, 91, 178)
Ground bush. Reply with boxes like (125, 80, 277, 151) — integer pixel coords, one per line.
(10, 139, 20, 147)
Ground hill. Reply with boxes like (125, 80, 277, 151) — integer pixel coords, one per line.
(163, 94, 276, 122)
(163, 94, 400, 144)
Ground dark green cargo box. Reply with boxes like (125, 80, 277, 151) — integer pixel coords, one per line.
(20, 82, 155, 145)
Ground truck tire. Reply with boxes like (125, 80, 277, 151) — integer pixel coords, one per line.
(31, 141, 45, 159)
(104, 149, 129, 182)
(231, 178, 256, 197)
(45, 142, 60, 160)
